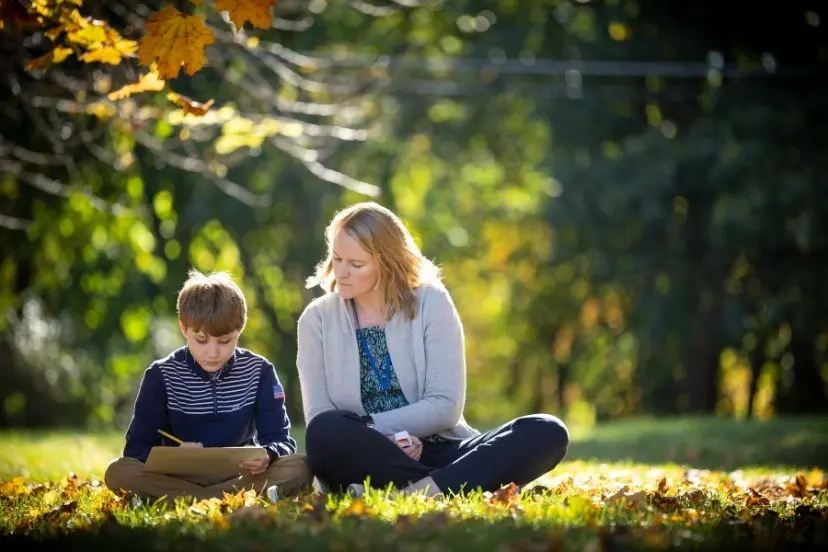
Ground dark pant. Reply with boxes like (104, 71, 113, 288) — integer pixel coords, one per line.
(305, 410, 569, 495)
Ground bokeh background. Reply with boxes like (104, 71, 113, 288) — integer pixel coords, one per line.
(2, 0, 827, 440)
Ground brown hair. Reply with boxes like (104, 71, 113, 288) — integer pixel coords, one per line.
(177, 269, 247, 335)
(306, 202, 441, 320)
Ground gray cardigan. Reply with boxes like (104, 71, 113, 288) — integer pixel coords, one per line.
(296, 283, 479, 440)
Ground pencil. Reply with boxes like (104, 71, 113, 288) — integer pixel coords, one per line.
(157, 429, 184, 445)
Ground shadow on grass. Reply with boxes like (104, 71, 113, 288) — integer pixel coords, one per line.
(1, 511, 827, 552)
(566, 416, 828, 471)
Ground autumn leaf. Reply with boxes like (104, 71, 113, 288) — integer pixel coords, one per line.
(746, 487, 770, 507)
(214, 0, 278, 30)
(341, 498, 368, 518)
(137, 6, 214, 79)
(25, 46, 73, 71)
(168, 92, 214, 116)
(108, 70, 166, 100)
(488, 482, 521, 504)
(0, 0, 40, 32)
(80, 30, 138, 65)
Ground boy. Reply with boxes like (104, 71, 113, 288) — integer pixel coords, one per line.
(105, 269, 312, 505)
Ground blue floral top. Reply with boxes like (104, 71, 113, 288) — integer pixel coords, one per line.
(357, 325, 448, 444)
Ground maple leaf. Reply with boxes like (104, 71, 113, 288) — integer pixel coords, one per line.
(108, 70, 166, 100)
(0, 0, 40, 32)
(25, 46, 73, 71)
(80, 38, 138, 65)
(137, 6, 215, 79)
(168, 91, 214, 116)
(214, 0, 278, 30)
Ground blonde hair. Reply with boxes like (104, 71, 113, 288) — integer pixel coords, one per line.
(177, 269, 247, 335)
(306, 202, 441, 320)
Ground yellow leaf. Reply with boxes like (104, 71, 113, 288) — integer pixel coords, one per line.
(137, 6, 215, 79)
(80, 38, 137, 65)
(108, 71, 166, 100)
(168, 91, 214, 116)
(52, 46, 73, 63)
(67, 20, 108, 47)
(214, 0, 278, 30)
(342, 498, 367, 517)
(86, 100, 117, 119)
(45, 25, 65, 41)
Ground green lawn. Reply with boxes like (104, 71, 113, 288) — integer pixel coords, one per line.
(1, 416, 826, 551)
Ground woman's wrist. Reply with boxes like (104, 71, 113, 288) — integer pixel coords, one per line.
(361, 414, 375, 429)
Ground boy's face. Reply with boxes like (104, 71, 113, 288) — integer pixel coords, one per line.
(180, 323, 240, 373)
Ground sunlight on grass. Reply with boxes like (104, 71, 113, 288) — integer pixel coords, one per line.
(1, 418, 826, 550)
(0, 431, 124, 481)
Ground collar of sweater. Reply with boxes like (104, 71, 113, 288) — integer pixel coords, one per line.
(184, 347, 237, 381)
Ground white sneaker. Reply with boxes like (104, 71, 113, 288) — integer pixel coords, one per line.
(346, 483, 365, 498)
(266, 485, 279, 503)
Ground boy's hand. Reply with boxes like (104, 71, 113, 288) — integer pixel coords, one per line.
(181, 442, 203, 447)
(239, 456, 269, 475)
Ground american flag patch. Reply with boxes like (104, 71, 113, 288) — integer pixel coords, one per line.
(272, 383, 285, 400)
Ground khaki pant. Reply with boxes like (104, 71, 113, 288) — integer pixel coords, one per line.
(105, 454, 313, 506)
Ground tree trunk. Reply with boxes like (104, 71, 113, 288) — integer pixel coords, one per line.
(746, 341, 766, 419)
(779, 334, 827, 413)
(685, 303, 721, 413)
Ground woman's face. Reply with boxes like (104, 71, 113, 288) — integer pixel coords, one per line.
(331, 230, 380, 300)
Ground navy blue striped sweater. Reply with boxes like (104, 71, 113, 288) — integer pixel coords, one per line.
(124, 346, 297, 463)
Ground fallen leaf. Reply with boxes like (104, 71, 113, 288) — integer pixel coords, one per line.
(214, 0, 278, 30)
(167, 92, 214, 116)
(489, 482, 521, 504)
(791, 472, 808, 498)
(341, 498, 367, 517)
(746, 487, 770, 507)
(137, 6, 215, 79)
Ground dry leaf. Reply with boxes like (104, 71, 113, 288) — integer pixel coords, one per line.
(342, 498, 367, 517)
(25, 51, 56, 71)
(109, 71, 166, 100)
(168, 92, 214, 116)
(214, 0, 278, 30)
(488, 482, 521, 505)
(746, 487, 770, 507)
(0, 0, 40, 32)
(137, 6, 215, 79)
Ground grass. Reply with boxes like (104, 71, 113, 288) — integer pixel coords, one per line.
(1, 416, 827, 551)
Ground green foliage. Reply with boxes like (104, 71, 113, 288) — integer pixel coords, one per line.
(2, 0, 827, 429)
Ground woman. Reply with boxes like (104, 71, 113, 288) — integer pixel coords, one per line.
(297, 202, 569, 497)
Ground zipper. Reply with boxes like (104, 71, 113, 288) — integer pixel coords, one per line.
(211, 378, 218, 416)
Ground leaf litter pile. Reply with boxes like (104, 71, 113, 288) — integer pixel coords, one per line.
(1, 462, 826, 551)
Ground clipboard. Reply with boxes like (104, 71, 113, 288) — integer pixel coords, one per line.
(143, 446, 268, 478)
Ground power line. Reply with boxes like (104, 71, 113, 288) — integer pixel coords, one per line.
(310, 54, 827, 78)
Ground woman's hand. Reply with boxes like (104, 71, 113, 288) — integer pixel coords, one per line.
(239, 456, 269, 475)
(390, 434, 423, 461)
